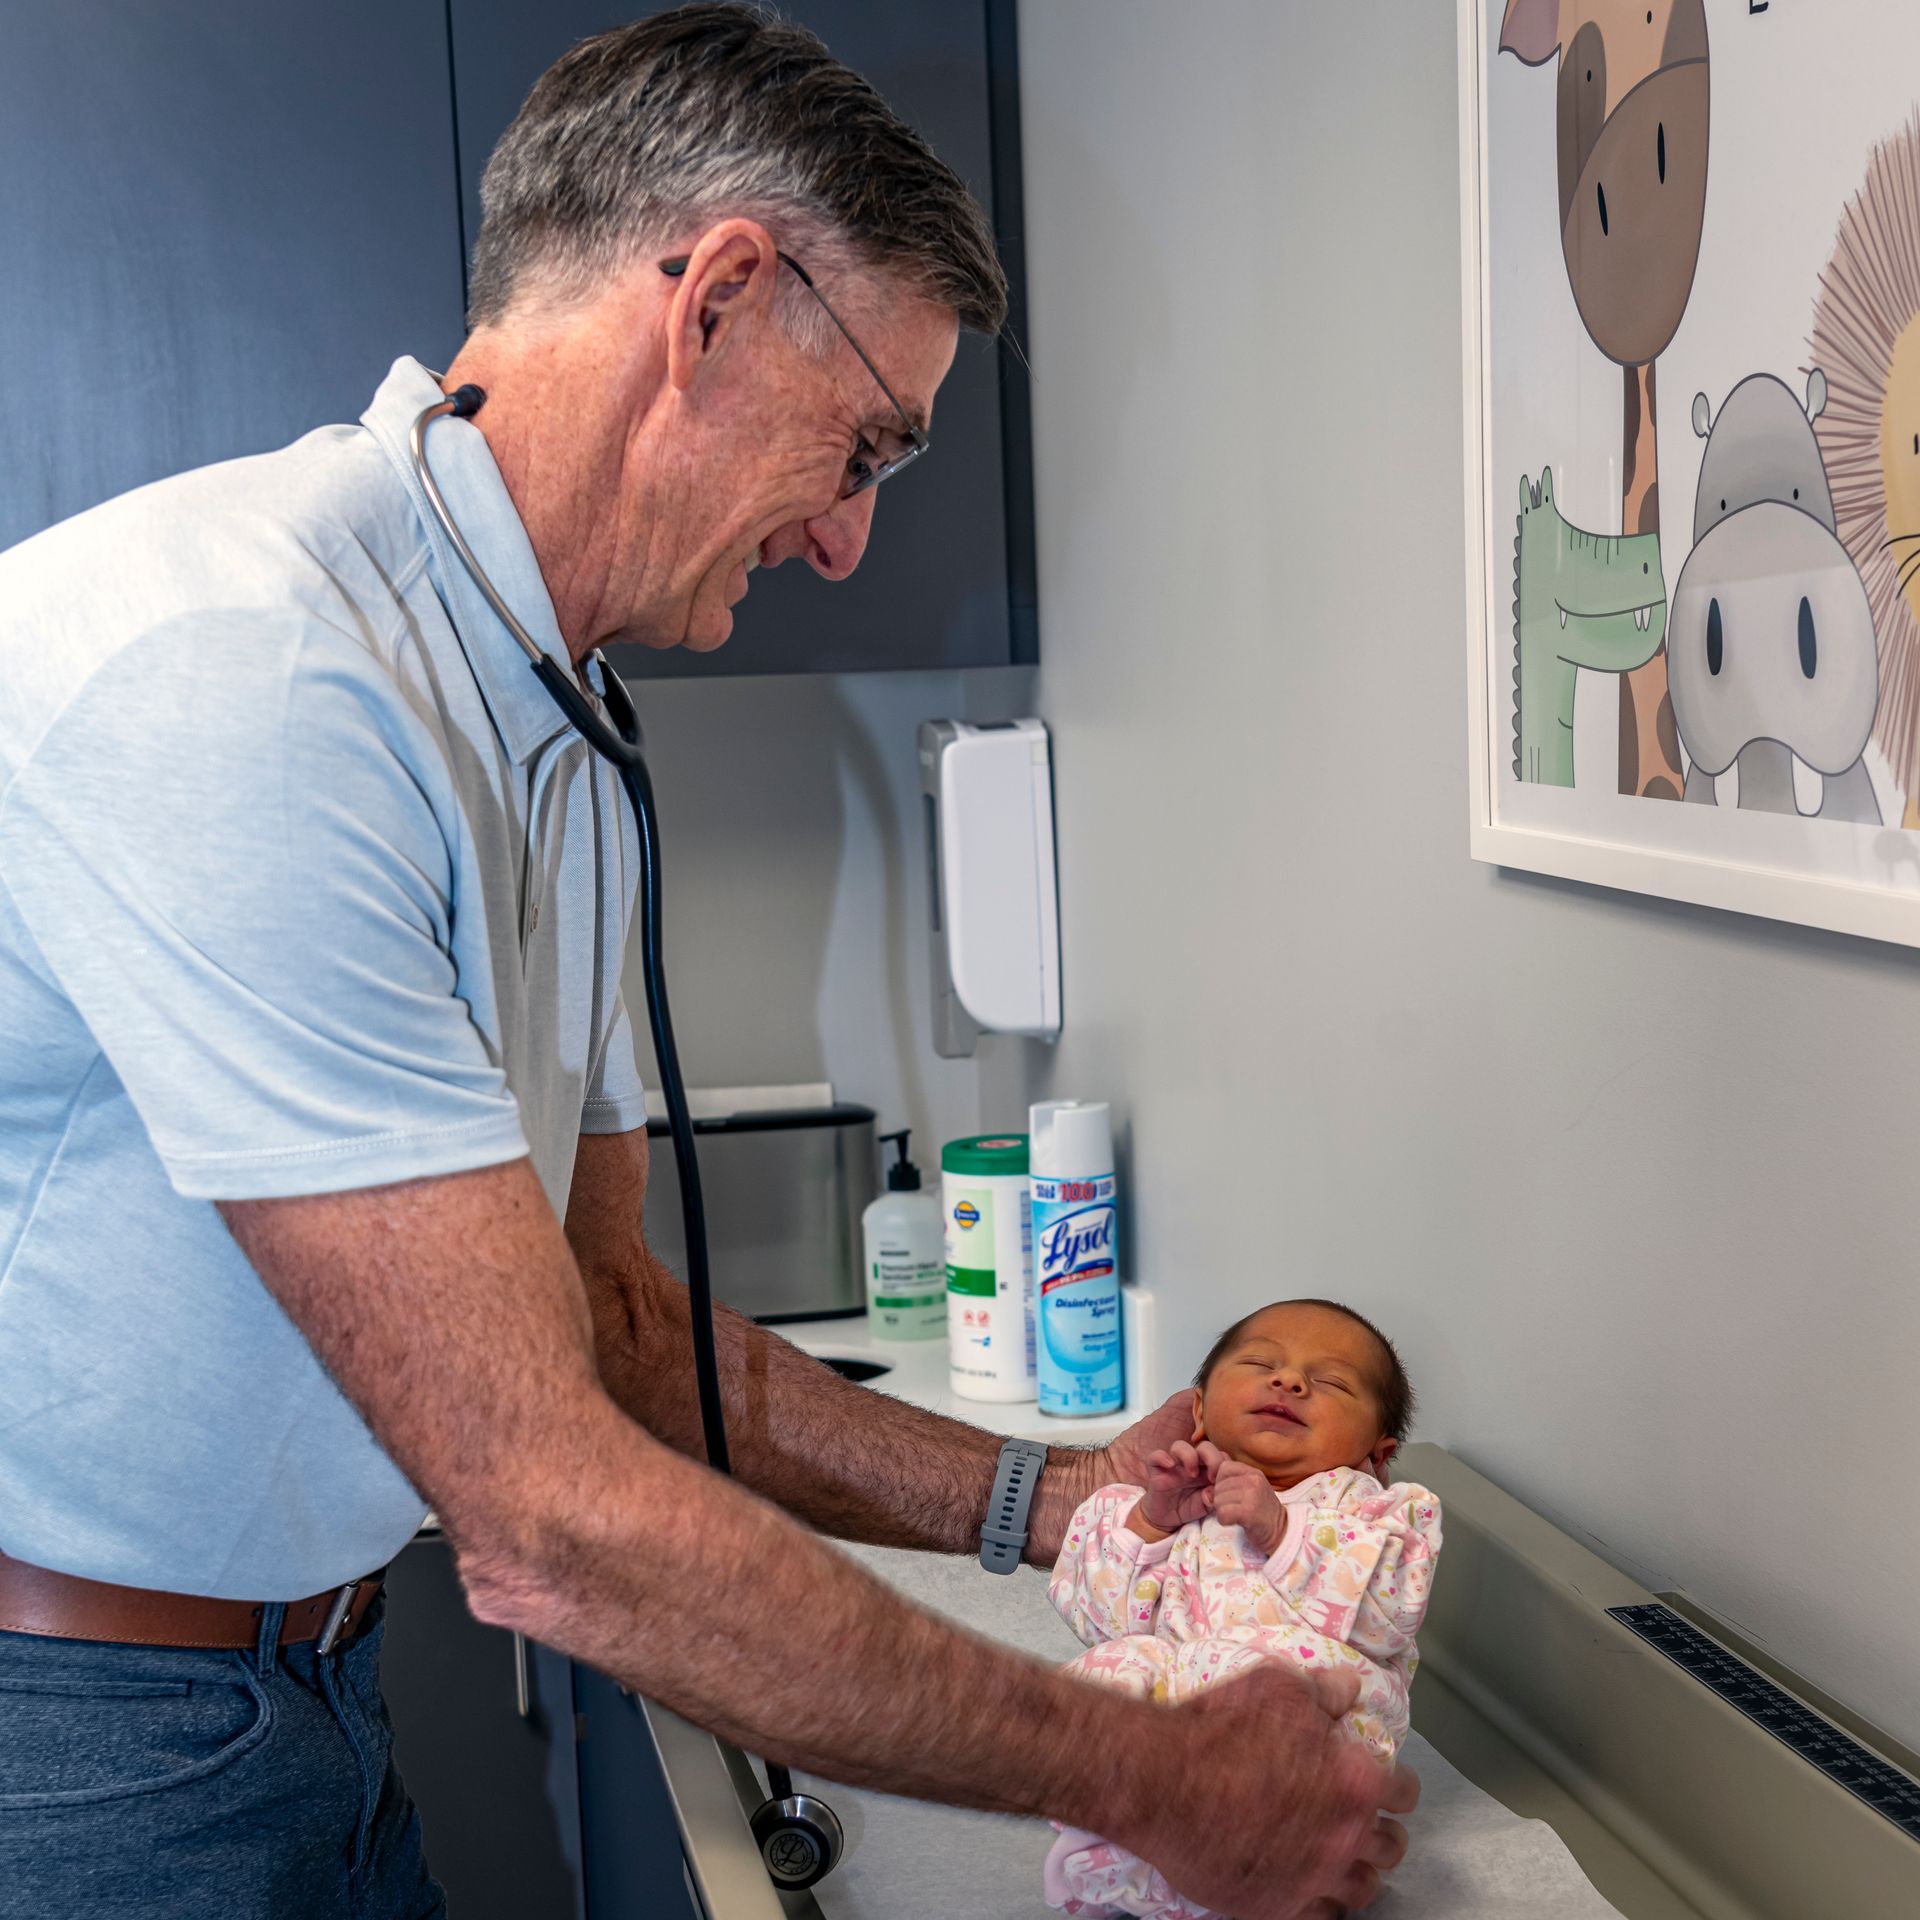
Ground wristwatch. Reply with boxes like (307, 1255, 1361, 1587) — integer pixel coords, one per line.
(979, 1437, 1050, 1574)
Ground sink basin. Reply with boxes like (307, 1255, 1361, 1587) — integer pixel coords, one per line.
(818, 1355, 892, 1383)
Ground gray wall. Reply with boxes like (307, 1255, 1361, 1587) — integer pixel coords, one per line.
(630, 0, 1919, 1753)
(1003, 0, 1920, 1749)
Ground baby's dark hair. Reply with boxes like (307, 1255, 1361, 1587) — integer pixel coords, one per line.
(1193, 1298, 1416, 1445)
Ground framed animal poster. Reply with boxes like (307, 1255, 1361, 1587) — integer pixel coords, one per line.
(1459, 0, 1920, 943)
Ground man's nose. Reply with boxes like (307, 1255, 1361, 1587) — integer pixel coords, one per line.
(802, 488, 877, 581)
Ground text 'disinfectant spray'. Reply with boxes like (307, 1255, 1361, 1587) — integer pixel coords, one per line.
(1030, 1100, 1123, 1417)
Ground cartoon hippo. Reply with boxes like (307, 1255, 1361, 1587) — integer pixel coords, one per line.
(1668, 370, 1883, 823)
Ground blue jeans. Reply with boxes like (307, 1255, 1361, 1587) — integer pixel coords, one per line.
(0, 1597, 445, 1917)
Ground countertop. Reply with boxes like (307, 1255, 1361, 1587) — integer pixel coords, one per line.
(774, 1281, 1161, 1448)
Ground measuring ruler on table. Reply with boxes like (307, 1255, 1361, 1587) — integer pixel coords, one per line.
(1607, 1602, 1920, 1844)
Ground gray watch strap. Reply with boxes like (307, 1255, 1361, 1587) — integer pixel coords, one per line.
(980, 1438, 1050, 1574)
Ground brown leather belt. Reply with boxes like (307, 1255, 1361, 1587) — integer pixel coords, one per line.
(0, 1550, 385, 1653)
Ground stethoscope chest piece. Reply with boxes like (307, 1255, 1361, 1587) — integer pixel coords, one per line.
(750, 1790, 846, 1891)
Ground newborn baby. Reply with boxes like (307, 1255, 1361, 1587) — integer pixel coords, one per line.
(1044, 1298, 1443, 1920)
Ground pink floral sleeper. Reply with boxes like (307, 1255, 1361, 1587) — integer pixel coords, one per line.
(1042, 1467, 1444, 1919)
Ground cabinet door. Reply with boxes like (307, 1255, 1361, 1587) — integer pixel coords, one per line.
(0, 0, 466, 552)
(572, 1664, 704, 1920)
(448, 1, 1032, 676)
(383, 1533, 586, 1920)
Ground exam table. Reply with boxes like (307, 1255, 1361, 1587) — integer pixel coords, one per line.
(640, 1444, 1920, 1919)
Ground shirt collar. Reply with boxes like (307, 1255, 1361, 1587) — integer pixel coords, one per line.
(361, 356, 577, 766)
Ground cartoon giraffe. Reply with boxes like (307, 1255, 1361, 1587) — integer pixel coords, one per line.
(1500, 0, 1709, 801)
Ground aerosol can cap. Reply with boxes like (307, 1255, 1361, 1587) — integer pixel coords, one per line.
(1028, 1100, 1113, 1179)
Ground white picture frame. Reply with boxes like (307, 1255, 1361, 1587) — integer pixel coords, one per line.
(1458, 0, 1920, 946)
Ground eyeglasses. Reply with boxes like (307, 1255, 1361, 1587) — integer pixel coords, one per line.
(660, 251, 929, 499)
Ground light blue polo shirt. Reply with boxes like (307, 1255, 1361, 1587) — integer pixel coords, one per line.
(0, 357, 649, 1598)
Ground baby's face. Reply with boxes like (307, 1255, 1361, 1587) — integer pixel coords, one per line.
(1194, 1303, 1393, 1490)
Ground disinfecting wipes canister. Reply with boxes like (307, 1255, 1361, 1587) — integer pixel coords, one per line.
(942, 1135, 1034, 1403)
(1030, 1100, 1123, 1417)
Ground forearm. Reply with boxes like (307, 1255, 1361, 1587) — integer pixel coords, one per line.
(216, 1158, 1160, 1851)
(590, 1245, 1102, 1562)
(463, 1404, 1163, 1833)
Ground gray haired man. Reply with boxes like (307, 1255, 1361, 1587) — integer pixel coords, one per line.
(0, 8, 1413, 1916)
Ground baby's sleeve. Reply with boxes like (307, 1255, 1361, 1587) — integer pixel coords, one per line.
(1278, 1482, 1443, 1665)
(1047, 1484, 1174, 1648)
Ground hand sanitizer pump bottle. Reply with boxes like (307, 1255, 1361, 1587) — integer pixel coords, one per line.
(863, 1131, 946, 1341)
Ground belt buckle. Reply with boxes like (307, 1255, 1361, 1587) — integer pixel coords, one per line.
(315, 1580, 361, 1656)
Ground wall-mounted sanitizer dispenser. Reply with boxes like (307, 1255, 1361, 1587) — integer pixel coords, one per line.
(918, 719, 1062, 1060)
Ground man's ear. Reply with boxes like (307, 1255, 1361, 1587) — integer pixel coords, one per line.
(1365, 1437, 1399, 1482)
(664, 219, 782, 395)
(1189, 1387, 1206, 1444)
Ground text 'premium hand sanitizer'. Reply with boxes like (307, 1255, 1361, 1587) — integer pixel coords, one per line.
(862, 1130, 945, 1341)
(1030, 1100, 1123, 1417)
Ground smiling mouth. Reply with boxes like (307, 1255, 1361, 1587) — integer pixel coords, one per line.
(1252, 1403, 1306, 1427)
(1556, 599, 1663, 631)
(727, 548, 765, 607)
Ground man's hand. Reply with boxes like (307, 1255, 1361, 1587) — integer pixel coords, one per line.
(1210, 1456, 1286, 1556)
(1121, 1663, 1419, 1918)
(1103, 1390, 1199, 1492)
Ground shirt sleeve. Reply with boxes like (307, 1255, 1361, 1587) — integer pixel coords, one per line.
(1048, 1483, 1174, 1647)
(0, 616, 530, 1199)
(580, 987, 649, 1135)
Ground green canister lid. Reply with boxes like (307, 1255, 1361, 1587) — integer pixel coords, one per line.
(941, 1133, 1030, 1176)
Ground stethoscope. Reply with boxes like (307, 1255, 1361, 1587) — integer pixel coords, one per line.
(412, 386, 844, 1892)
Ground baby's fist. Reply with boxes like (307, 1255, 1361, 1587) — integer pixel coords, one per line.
(1140, 1439, 1220, 1533)
(1211, 1458, 1285, 1556)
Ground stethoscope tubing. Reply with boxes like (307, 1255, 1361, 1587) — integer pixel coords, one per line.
(409, 392, 730, 1476)
(411, 389, 830, 1846)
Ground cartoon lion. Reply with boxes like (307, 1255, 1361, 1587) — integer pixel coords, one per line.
(1811, 109, 1920, 827)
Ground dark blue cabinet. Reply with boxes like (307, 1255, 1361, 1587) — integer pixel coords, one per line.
(0, 0, 467, 553)
(448, 0, 1035, 678)
(384, 1533, 703, 1920)
(0, 1, 1031, 676)
(573, 1665, 704, 1920)
(383, 1534, 588, 1920)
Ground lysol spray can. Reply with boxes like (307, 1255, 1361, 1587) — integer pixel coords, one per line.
(1030, 1101, 1123, 1417)
(943, 1135, 1034, 1403)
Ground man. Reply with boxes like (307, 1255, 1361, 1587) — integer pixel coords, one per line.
(0, 8, 1413, 1916)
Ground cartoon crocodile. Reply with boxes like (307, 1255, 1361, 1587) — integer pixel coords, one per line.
(1512, 469, 1667, 787)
